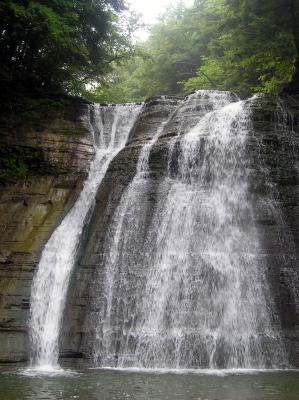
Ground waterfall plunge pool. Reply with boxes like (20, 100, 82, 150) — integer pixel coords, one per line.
(0, 366, 299, 400)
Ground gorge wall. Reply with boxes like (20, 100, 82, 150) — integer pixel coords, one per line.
(0, 102, 93, 362)
(249, 95, 299, 366)
(0, 93, 299, 366)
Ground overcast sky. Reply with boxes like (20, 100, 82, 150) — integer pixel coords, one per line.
(128, 0, 194, 40)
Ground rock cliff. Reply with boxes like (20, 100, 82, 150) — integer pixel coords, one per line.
(61, 93, 299, 367)
(249, 94, 299, 366)
(1, 93, 299, 366)
(0, 102, 93, 362)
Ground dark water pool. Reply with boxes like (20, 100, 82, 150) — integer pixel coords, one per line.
(0, 367, 298, 400)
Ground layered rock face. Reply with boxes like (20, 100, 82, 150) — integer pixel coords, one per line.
(60, 96, 183, 359)
(248, 95, 299, 366)
(0, 103, 93, 362)
(0, 93, 299, 366)
(61, 93, 299, 367)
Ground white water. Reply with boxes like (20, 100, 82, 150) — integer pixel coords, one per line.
(93, 97, 179, 364)
(94, 92, 286, 369)
(93, 367, 294, 377)
(29, 103, 142, 370)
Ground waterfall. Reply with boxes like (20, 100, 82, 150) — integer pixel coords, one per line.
(29, 103, 142, 370)
(93, 97, 179, 365)
(93, 92, 286, 369)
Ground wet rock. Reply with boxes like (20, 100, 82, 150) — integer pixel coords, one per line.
(0, 102, 94, 362)
(1, 92, 299, 367)
(61, 93, 299, 367)
(248, 93, 299, 366)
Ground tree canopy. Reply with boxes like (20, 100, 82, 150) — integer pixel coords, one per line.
(91, 0, 298, 102)
(1, 0, 298, 102)
(0, 0, 135, 95)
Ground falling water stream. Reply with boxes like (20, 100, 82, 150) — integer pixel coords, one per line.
(93, 91, 286, 369)
(28, 91, 287, 373)
(29, 103, 142, 370)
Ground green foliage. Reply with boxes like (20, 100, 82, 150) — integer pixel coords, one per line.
(95, 0, 297, 102)
(0, 0, 135, 95)
(17, 97, 66, 121)
(183, 0, 296, 96)
(0, 145, 40, 179)
(2, 0, 295, 102)
(0, 94, 73, 132)
(86, 51, 154, 103)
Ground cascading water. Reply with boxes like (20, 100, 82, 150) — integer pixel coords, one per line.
(29, 103, 142, 370)
(93, 91, 286, 369)
(93, 97, 180, 365)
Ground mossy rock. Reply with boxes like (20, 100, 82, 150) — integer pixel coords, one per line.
(54, 180, 76, 189)
(0, 145, 43, 180)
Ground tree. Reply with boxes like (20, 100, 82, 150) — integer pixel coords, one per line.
(89, 2, 208, 102)
(183, 0, 296, 96)
(89, 0, 298, 102)
(0, 0, 134, 95)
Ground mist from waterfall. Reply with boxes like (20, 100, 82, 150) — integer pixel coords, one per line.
(29, 103, 142, 370)
(93, 91, 287, 369)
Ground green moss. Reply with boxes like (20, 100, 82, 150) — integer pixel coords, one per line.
(54, 180, 76, 189)
(56, 126, 88, 137)
(0, 94, 89, 136)
(0, 145, 42, 180)
(20, 98, 64, 120)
